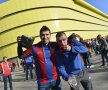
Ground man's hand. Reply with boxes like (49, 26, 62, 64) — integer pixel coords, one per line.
(17, 36, 22, 43)
(63, 45, 71, 51)
(67, 77, 73, 87)
(67, 76, 77, 88)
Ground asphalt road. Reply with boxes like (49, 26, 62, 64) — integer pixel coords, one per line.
(0, 54, 108, 90)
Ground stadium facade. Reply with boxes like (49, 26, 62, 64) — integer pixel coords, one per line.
(0, 0, 108, 60)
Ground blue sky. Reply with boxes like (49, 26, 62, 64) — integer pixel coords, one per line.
(85, 0, 108, 15)
(0, 0, 8, 4)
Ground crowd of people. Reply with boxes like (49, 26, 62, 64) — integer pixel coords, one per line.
(0, 25, 108, 90)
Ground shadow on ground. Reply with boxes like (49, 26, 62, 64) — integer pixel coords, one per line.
(89, 67, 108, 73)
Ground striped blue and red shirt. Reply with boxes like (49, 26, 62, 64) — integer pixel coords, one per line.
(23, 42, 58, 85)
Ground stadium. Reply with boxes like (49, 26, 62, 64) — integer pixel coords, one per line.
(0, 0, 108, 60)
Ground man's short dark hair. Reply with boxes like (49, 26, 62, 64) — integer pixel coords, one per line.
(56, 31, 66, 39)
(40, 26, 51, 35)
(97, 34, 101, 39)
(3, 56, 7, 59)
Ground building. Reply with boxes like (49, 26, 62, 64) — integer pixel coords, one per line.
(0, 0, 108, 60)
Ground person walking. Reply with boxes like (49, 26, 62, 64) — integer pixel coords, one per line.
(97, 34, 108, 66)
(12, 62, 17, 72)
(17, 26, 61, 90)
(56, 32, 93, 90)
(0, 63, 3, 81)
(91, 39, 98, 55)
(80, 38, 94, 68)
(0, 56, 13, 90)
(25, 56, 33, 80)
(20, 59, 26, 72)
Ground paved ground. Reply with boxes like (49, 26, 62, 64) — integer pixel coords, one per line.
(0, 54, 108, 90)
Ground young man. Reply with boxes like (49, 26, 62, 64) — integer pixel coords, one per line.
(56, 32, 93, 90)
(17, 26, 61, 90)
(0, 56, 13, 90)
(97, 34, 108, 66)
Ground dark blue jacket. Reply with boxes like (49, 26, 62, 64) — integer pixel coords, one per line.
(56, 39, 88, 81)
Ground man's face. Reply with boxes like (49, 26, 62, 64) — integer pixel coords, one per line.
(3, 57, 7, 62)
(57, 34, 68, 48)
(40, 31, 51, 45)
(71, 33, 76, 38)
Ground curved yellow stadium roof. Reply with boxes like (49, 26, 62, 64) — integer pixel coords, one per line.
(0, 0, 108, 59)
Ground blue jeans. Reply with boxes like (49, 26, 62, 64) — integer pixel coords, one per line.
(38, 77, 62, 90)
(26, 65, 33, 80)
(101, 51, 108, 65)
(3, 74, 13, 90)
(70, 69, 93, 90)
(82, 52, 92, 66)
